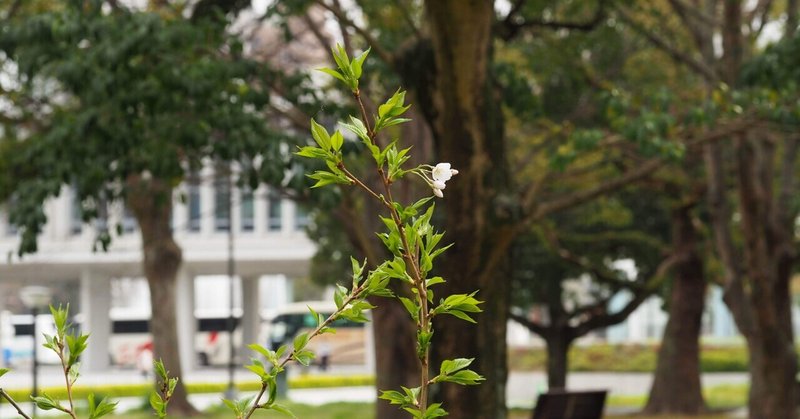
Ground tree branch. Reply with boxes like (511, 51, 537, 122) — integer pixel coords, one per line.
(0, 388, 31, 419)
(391, 0, 422, 39)
(571, 252, 679, 337)
(508, 310, 548, 337)
(616, 5, 719, 83)
(498, 0, 608, 40)
(521, 116, 755, 225)
(540, 225, 651, 293)
(316, 0, 395, 65)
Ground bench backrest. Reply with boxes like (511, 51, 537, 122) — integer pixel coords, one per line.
(531, 389, 608, 419)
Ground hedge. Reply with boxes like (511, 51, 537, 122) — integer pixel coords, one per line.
(508, 344, 756, 373)
(1, 374, 375, 402)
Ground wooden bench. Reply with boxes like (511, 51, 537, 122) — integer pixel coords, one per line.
(531, 389, 608, 419)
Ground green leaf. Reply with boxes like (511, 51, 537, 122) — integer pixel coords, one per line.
(294, 349, 316, 366)
(350, 48, 370, 79)
(269, 403, 297, 418)
(399, 297, 418, 322)
(310, 119, 332, 150)
(330, 130, 344, 152)
(0, 368, 9, 378)
(149, 392, 165, 418)
(307, 170, 351, 188)
(440, 358, 474, 375)
(295, 146, 329, 159)
(445, 369, 485, 385)
(423, 403, 448, 418)
(31, 393, 63, 411)
(379, 390, 408, 406)
(88, 394, 118, 419)
(316, 67, 347, 84)
(427, 276, 445, 286)
(293, 332, 309, 352)
(340, 116, 370, 142)
(154, 359, 168, 381)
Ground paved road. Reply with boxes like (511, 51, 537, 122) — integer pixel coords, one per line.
(0, 365, 749, 415)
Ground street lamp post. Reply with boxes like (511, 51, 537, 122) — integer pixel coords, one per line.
(224, 172, 237, 400)
(19, 286, 52, 418)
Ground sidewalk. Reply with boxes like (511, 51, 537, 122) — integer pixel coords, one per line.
(0, 366, 750, 416)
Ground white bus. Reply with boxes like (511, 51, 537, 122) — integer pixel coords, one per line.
(101, 308, 245, 368)
(264, 301, 370, 367)
(1, 311, 62, 366)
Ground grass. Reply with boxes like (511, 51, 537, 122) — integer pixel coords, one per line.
(108, 403, 739, 419)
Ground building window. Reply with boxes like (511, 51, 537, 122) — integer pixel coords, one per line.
(267, 191, 282, 232)
(295, 204, 309, 230)
(187, 176, 201, 232)
(241, 189, 254, 232)
(214, 177, 230, 232)
(122, 206, 137, 233)
(94, 197, 109, 233)
(70, 189, 83, 235)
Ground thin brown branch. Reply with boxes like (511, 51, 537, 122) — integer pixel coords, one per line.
(1, 388, 31, 419)
(302, 10, 336, 55)
(391, 0, 422, 39)
(316, 0, 394, 65)
(244, 284, 368, 419)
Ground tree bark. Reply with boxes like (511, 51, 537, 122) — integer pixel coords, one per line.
(545, 331, 572, 390)
(127, 176, 197, 416)
(644, 205, 707, 415)
(423, 2, 510, 418)
(371, 299, 420, 418)
(735, 135, 797, 419)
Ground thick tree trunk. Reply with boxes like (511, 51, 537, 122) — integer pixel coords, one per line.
(372, 299, 420, 418)
(735, 136, 797, 419)
(127, 176, 197, 416)
(423, 1, 510, 418)
(545, 332, 571, 390)
(644, 205, 707, 415)
(707, 134, 799, 419)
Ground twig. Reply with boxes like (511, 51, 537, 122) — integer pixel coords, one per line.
(0, 388, 31, 419)
(243, 285, 368, 419)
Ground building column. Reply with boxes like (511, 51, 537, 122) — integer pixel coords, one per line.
(254, 186, 267, 234)
(0, 284, 5, 368)
(240, 277, 261, 358)
(80, 270, 112, 371)
(175, 268, 196, 373)
(260, 275, 291, 310)
(200, 165, 214, 235)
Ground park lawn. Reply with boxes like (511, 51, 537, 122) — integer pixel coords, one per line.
(111, 406, 737, 419)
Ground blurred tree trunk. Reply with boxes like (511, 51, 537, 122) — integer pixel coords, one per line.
(423, 1, 511, 418)
(127, 176, 197, 416)
(544, 329, 572, 389)
(644, 204, 707, 415)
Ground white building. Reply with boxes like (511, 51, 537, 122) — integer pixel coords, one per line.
(0, 170, 316, 372)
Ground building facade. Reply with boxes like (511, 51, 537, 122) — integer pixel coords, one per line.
(0, 169, 316, 371)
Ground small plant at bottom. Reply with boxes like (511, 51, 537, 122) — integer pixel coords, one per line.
(0, 304, 118, 419)
(150, 359, 178, 418)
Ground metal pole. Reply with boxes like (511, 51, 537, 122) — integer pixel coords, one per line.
(224, 171, 237, 400)
(31, 306, 38, 418)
